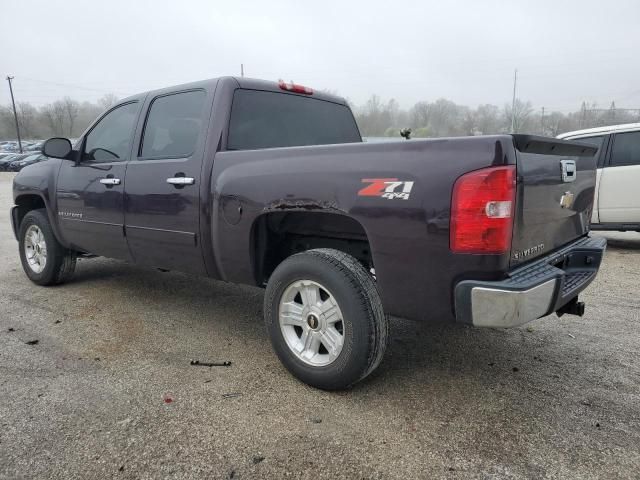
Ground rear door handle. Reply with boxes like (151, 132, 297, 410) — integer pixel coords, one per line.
(166, 177, 195, 186)
(99, 178, 121, 185)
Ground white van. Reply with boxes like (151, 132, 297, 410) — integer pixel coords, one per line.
(558, 123, 640, 232)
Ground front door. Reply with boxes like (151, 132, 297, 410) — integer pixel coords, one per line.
(124, 89, 210, 274)
(598, 130, 640, 223)
(56, 101, 141, 259)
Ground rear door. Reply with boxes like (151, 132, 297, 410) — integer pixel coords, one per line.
(509, 135, 599, 267)
(598, 130, 640, 223)
(123, 88, 212, 274)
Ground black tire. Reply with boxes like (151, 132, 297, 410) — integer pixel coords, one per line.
(264, 248, 388, 390)
(18, 209, 76, 286)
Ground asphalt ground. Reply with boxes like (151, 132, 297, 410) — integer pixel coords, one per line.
(0, 172, 638, 479)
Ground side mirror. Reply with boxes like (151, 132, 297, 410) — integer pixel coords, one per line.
(42, 137, 73, 159)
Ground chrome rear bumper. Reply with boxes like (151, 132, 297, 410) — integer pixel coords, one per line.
(455, 236, 606, 328)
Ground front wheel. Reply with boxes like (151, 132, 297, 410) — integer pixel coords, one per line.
(264, 249, 388, 390)
(19, 209, 77, 286)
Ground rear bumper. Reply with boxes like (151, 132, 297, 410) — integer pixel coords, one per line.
(455, 236, 607, 328)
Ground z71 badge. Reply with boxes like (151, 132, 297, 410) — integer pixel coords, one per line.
(358, 178, 414, 200)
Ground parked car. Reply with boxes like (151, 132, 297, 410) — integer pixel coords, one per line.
(10, 77, 605, 389)
(7, 153, 48, 172)
(558, 123, 640, 232)
(0, 153, 28, 171)
(25, 141, 44, 152)
(0, 141, 20, 152)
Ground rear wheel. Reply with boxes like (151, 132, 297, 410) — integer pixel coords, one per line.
(19, 209, 76, 286)
(264, 248, 388, 390)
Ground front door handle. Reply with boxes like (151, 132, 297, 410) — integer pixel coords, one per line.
(166, 177, 195, 186)
(99, 178, 121, 186)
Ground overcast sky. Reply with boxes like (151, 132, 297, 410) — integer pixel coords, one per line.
(2, 0, 639, 112)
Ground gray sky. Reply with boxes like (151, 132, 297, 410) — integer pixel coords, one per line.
(2, 0, 639, 112)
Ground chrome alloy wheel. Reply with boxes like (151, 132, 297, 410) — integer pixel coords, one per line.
(24, 225, 47, 274)
(278, 280, 345, 366)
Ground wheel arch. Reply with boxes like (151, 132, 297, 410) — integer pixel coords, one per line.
(13, 193, 66, 247)
(250, 211, 374, 286)
(14, 194, 46, 228)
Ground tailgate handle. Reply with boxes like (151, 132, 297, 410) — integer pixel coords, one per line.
(561, 160, 576, 183)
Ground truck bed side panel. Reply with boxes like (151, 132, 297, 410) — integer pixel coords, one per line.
(209, 136, 517, 322)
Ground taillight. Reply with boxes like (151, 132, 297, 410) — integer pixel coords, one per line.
(450, 165, 516, 254)
(278, 79, 313, 95)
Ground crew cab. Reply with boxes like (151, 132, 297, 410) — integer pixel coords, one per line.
(11, 77, 606, 389)
(558, 123, 640, 232)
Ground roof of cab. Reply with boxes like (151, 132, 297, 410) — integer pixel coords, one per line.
(557, 122, 640, 139)
(232, 77, 348, 105)
(120, 77, 349, 106)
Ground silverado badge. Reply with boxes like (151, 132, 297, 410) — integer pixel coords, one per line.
(513, 243, 545, 260)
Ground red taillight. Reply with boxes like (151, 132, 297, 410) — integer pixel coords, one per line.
(278, 79, 313, 95)
(450, 165, 516, 254)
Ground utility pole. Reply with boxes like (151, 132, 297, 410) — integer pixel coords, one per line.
(6, 76, 23, 153)
(510, 69, 518, 133)
(541, 106, 545, 136)
(240, 64, 244, 77)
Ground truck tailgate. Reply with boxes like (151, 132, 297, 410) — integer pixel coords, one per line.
(510, 135, 599, 267)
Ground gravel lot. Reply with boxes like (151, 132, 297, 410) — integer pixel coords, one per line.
(0, 171, 639, 479)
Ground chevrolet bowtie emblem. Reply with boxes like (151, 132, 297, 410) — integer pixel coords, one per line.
(560, 191, 575, 209)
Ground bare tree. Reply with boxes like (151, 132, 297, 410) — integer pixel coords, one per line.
(504, 99, 533, 133)
(0, 105, 17, 138)
(62, 97, 79, 136)
(17, 102, 38, 138)
(474, 104, 500, 135)
(410, 101, 431, 128)
(42, 101, 67, 136)
(98, 93, 119, 111)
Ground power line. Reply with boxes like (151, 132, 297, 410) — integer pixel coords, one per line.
(17, 76, 133, 97)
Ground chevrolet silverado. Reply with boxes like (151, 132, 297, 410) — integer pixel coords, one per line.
(11, 77, 606, 389)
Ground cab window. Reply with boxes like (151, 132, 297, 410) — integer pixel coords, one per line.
(227, 89, 361, 151)
(82, 102, 139, 163)
(139, 90, 206, 159)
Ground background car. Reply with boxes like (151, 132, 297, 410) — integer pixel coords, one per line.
(25, 141, 44, 152)
(0, 153, 28, 172)
(6, 153, 48, 172)
(0, 153, 30, 171)
(558, 123, 640, 232)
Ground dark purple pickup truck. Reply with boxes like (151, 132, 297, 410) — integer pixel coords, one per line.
(11, 77, 606, 389)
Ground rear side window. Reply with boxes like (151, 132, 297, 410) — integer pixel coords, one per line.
(140, 90, 206, 159)
(610, 131, 640, 167)
(571, 135, 604, 150)
(570, 135, 606, 166)
(227, 89, 361, 151)
(82, 102, 138, 163)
